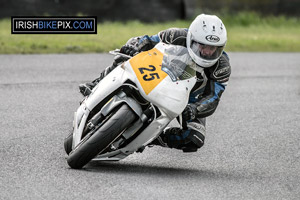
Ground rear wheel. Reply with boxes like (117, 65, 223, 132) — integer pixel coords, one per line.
(67, 104, 136, 169)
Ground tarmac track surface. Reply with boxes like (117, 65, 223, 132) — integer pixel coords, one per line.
(0, 53, 299, 200)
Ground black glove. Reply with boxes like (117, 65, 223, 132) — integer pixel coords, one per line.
(120, 37, 140, 56)
(120, 44, 139, 56)
(182, 104, 197, 122)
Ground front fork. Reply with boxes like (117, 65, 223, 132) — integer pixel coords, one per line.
(72, 91, 144, 149)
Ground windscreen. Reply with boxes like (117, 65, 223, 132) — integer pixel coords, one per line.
(161, 45, 197, 81)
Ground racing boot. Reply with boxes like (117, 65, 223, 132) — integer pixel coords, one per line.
(79, 82, 95, 97)
(78, 64, 113, 96)
(79, 55, 128, 96)
(149, 122, 206, 152)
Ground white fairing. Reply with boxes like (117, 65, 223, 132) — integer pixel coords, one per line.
(124, 44, 196, 118)
(72, 43, 197, 159)
(144, 76, 195, 118)
(72, 66, 130, 148)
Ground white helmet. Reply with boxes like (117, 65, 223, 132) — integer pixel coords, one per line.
(187, 14, 227, 68)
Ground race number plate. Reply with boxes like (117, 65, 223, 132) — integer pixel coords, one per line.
(129, 48, 167, 95)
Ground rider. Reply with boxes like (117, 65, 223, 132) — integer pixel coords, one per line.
(79, 14, 231, 153)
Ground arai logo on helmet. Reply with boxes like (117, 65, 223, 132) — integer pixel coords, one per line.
(205, 35, 220, 43)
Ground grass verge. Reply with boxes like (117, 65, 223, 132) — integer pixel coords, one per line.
(0, 13, 299, 54)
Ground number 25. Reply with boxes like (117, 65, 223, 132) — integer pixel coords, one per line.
(138, 65, 160, 81)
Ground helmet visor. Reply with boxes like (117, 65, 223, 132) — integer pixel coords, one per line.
(190, 40, 224, 60)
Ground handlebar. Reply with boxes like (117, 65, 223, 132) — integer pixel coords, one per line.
(109, 49, 132, 59)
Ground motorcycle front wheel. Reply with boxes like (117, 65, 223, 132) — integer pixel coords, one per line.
(64, 131, 73, 155)
(67, 104, 136, 169)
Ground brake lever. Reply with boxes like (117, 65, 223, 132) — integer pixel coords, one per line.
(109, 49, 132, 59)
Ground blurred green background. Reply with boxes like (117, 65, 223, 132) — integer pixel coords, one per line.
(0, 0, 299, 54)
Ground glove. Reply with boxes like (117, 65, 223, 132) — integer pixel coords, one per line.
(120, 37, 140, 56)
(120, 44, 139, 56)
(182, 104, 197, 122)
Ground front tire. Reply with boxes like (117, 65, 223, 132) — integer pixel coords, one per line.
(67, 104, 136, 169)
(64, 132, 73, 155)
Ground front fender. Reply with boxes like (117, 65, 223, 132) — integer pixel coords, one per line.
(84, 66, 128, 111)
(101, 91, 143, 118)
(72, 103, 90, 149)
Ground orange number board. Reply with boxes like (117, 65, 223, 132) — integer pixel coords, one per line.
(129, 48, 167, 95)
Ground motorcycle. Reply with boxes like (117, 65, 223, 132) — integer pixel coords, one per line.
(64, 43, 200, 169)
